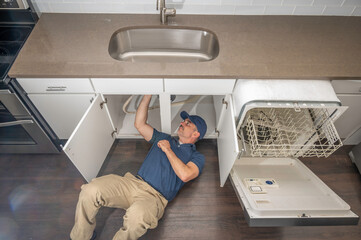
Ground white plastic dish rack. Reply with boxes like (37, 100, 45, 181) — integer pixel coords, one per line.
(240, 107, 342, 158)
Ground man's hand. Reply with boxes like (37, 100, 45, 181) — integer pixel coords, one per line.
(157, 140, 171, 153)
(157, 140, 199, 182)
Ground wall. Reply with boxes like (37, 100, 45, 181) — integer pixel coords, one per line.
(30, 0, 361, 16)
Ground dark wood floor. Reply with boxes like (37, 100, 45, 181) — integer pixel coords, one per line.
(0, 139, 360, 240)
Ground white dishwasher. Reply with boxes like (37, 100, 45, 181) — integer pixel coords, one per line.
(216, 79, 359, 226)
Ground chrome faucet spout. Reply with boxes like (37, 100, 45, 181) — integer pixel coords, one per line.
(156, 0, 176, 24)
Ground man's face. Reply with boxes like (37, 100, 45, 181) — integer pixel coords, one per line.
(177, 118, 198, 139)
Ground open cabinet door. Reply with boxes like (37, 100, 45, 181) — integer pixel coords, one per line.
(216, 94, 240, 187)
(63, 94, 116, 182)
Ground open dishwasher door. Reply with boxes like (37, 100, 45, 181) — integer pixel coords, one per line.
(218, 79, 359, 226)
(229, 157, 359, 226)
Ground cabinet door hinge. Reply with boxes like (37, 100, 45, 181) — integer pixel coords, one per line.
(222, 98, 228, 109)
(215, 128, 220, 137)
(100, 98, 108, 109)
(111, 128, 118, 138)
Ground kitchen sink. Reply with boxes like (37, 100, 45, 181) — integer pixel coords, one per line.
(108, 26, 219, 63)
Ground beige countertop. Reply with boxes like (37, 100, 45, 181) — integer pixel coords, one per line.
(9, 13, 361, 79)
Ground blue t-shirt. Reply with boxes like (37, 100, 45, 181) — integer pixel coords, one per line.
(137, 129, 205, 201)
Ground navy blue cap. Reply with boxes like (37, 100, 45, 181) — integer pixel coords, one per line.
(180, 111, 207, 140)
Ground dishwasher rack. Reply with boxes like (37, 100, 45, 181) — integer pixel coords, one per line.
(240, 107, 342, 158)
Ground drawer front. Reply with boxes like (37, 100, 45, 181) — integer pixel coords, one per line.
(17, 78, 94, 93)
(332, 80, 361, 94)
(91, 78, 163, 94)
(164, 79, 235, 94)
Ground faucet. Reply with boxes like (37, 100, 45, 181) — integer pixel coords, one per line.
(156, 0, 176, 24)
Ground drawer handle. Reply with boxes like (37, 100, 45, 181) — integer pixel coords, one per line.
(0, 120, 34, 127)
(46, 86, 67, 92)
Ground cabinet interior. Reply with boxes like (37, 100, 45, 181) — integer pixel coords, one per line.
(103, 94, 218, 139)
(102, 94, 160, 137)
(170, 95, 217, 138)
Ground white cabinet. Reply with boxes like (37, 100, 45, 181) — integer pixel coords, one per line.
(18, 78, 96, 139)
(331, 80, 361, 94)
(63, 94, 160, 181)
(62, 93, 161, 182)
(17, 78, 94, 93)
(91, 78, 163, 94)
(164, 78, 235, 95)
(28, 94, 95, 139)
(334, 95, 361, 144)
(332, 80, 361, 145)
(16, 77, 359, 226)
(17, 78, 166, 182)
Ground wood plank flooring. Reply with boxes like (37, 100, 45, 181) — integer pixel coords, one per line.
(0, 139, 360, 240)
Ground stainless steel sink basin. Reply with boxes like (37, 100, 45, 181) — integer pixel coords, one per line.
(108, 27, 219, 63)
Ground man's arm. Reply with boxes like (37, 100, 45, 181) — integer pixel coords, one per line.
(157, 140, 199, 182)
(134, 95, 154, 141)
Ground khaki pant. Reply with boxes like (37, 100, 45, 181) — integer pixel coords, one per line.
(70, 173, 168, 240)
